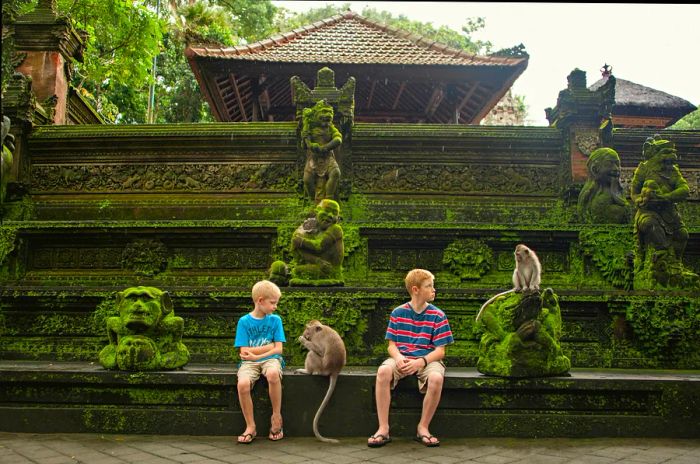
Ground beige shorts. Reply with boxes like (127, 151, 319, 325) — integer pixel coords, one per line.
(237, 358, 283, 386)
(381, 357, 445, 394)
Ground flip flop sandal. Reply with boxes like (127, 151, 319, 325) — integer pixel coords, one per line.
(268, 428, 284, 441)
(367, 434, 392, 448)
(414, 434, 440, 447)
(237, 433, 256, 444)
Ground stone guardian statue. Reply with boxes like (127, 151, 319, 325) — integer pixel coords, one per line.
(301, 100, 342, 203)
(630, 135, 698, 289)
(577, 147, 631, 224)
(99, 286, 190, 371)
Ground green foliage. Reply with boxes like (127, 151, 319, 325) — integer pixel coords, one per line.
(625, 298, 700, 368)
(0, 226, 17, 266)
(91, 295, 117, 337)
(150, 0, 278, 123)
(56, 0, 164, 122)
(579, 228, 634, 289)
(669, 109, 700, 130)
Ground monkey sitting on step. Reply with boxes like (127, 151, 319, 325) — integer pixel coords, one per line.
(476, 244, 542, 321)
(296, 320, 346, 443)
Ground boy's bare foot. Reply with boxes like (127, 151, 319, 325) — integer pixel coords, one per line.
(367, 429, 391, 447)
(237, 427, 256, 444)
(269, 413, 284, 441)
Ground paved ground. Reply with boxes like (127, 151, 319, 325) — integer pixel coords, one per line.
(1, 433, 699, 464)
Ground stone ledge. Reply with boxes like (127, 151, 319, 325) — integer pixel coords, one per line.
(1, 361, 698, 438)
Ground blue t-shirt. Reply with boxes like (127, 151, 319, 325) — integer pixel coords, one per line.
(234, 313, 286, 368)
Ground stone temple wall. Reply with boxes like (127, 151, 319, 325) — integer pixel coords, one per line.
(1, 122, 698, 369)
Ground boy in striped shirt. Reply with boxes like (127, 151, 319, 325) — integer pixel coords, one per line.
(368, 269, 454, 448)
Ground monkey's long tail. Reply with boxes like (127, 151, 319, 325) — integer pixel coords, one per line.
(475, 290, 514, 321)
(313, 374, 339, 443)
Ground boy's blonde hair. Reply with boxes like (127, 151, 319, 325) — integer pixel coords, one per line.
(251, 280, 281, 302)
(404, 269, 434, 294)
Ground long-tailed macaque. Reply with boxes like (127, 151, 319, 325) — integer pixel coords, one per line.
(476, 244, 542, 321)
(296, 320, 346, 443)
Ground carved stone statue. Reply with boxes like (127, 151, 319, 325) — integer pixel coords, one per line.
(289, 199, 344, 286)
(630, 135, 698, 289)
(1, 116, 15, 204)
(301, 100, 342, 203)
(577, 147, 631, 224)
(477, 289, 570, 377)
(99, 286, 190, 371)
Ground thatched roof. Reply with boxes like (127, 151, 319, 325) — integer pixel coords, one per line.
(589, 76, 696, 120)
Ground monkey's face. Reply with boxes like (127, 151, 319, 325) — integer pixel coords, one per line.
(301, 321, 323, 340)
(119, 290, 162, 331)
(515, 244, 535, 263)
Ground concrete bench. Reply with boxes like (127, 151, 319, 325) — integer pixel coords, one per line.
(1, 361, 698, 438)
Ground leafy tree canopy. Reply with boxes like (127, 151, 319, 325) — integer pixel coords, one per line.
(3, 1, 527, 123)
(669, 109, 700, 130)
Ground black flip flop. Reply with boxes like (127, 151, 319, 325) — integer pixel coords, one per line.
(414, 434, 440, 447)
(237, 433, 256, 444)
(367, 434, 392, 448)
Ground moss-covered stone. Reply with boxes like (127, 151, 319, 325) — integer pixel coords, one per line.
(476, 289, 571, 377)
(98, 287, 189, 371)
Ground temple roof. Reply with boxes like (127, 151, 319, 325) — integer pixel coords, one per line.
(589, 76, 696, 120)
(188, 11, 520, 67)
(186, 11, 528, 123)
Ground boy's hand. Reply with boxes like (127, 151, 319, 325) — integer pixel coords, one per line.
(240, 349, 257, 361)
(397, 357, 420, 375)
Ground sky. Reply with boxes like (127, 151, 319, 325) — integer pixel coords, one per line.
(271, 1, 700, 126)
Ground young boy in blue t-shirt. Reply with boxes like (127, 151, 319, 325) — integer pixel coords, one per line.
(368, 269, 454, 448)
(234, 280, 286, 444)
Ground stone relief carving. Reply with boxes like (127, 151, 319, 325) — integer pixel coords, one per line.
(30, 163, 297, 192)
(574, 130, 600, 157)
(354, 164, 559, 194)
(121, 239, 168, 277)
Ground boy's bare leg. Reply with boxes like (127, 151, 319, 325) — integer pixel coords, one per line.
(237, 377, 256, 442)
(416, 372, 443, 444)
(368, 364, 393, 444)
(266, 369, 284, 439)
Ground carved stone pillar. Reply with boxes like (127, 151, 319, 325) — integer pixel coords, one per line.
(7, 0, 86, 125)
(545, 68, 615, 184)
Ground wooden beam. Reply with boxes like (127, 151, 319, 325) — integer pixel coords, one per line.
(424, 86, 444, 117)
(229, 74, 248, 121)
(455, 82, 479, 114)
(392, 82, 406, 110)
(366, 79, 377, 109)
(401, 85, 425, 107)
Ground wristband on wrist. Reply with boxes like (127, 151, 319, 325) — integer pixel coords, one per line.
(422, 357, 428, 367)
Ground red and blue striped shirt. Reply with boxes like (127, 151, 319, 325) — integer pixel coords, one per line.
(385, 303, 454, 358)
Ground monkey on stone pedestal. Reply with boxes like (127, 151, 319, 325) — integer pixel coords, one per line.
(476, 244, 542, 321)
(296, 320, 346, 443)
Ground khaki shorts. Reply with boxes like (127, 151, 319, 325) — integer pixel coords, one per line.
(381, 357, 445, 394)
(237, 358, 283, 387)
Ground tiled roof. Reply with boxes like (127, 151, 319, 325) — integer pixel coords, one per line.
(590, 77, 696, 111)
(187, 11, 524, 67)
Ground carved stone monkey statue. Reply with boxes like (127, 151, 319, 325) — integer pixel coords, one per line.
(98, 286, 190, 371)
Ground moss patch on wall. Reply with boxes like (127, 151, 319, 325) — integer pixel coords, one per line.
(624, 297, 700, 369)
